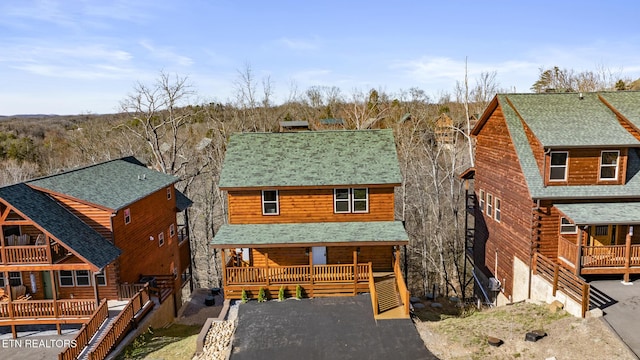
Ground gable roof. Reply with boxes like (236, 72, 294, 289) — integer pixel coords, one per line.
(475, 91, 640, 200)
(0, 183, 120, 270)
(211, 221, 409, 248)
(28, 156, 178, 211)
(218, 129, 403, 189)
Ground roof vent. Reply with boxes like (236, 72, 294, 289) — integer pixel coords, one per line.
(579, 93, 584, 100)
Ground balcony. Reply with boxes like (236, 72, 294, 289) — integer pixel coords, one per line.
(557, 235, 640, 280)
(1, 234, 69, 265)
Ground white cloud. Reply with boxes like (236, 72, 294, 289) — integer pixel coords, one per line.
(278, 37, 320, 51)
(139, 40, 194, 67)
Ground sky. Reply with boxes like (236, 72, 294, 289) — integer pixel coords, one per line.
(1, 1, 640, 115)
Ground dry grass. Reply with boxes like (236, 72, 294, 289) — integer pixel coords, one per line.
(115, 324, 201, 360)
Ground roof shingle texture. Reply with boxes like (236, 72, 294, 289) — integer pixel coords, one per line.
(218, 129, 403, 188)
(28, 157, 178, 210)
(0, 183, 120, 269)
(211, 221, 409, 247)
(555, 202, 640, 225)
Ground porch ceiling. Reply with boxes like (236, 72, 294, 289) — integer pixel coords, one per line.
(556, 202, 640, 225)
(210, 221, 409, 248)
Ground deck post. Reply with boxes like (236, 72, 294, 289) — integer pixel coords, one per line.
(45, 235, 52, 264)
(265, 252, 270, 286)
(624, 228, 632, 283)
(49, 270, 61, 334)
(309, 248, 314, 297)
(575, 228, 585, 276)
(353, 249, 358, 295)
(221, 250, 227, 290)
(93, 272, 100, 307)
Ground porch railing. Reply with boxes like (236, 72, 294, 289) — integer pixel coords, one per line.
(225, 264, 371, 285)
(393, 256, 410, 316)
(582, 245, 627, 267)
(3, 245, 49, 263)
(58, 299, 109, 360)
(557, 236, 577, 266)
(533, 252, 590, 318)
(0, 299, 97, 319)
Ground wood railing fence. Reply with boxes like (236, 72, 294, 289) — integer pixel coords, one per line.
(393, 257, 410, 316)
(58, 299, 109, 360)
(533, 252, 590, 317)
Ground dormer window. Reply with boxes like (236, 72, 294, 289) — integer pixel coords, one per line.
(600, 150, 619, 180)
(262, 190, 279, 215)
(549, 151, 568, 181)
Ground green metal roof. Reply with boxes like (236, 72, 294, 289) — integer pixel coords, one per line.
(0, 183, 121, 269)
(218, 129, 403, 188)
(28, 156, 178, 211)
(210, 221, 409, 247)
(496, 92, 640, 199)
(504, 92, 639, 147)
(555, 202, 640, 225)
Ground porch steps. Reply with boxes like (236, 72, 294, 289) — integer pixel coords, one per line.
(375, 276, 401, 313)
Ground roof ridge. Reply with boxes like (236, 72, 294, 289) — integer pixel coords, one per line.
(25, 156, 145, 184)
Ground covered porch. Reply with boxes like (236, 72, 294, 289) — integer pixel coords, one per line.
(555, 203, 640, 282)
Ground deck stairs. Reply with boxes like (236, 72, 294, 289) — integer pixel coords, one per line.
(375, 275, 402, 313)
(77, 301, 127, 360)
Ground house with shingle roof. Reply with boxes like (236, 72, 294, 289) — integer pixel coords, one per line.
(211, 129, 411, 318)
(0, 156, 192, 336)
(469, 91, 640, 316)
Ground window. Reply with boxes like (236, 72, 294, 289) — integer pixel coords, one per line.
(494, 198, 501, 222)
(549, 151, 568, 181)
(600, 150, 619, 180)
(560, 217, 577, 234)
(167, 187, 172, 200)
(0, 272, 23, 287)
(261, 190, 279, 215)
(170, 224, 176, 237)
(486, 193, 493, 218)
(479, 190, 485, 213)
(158, 232, 165, 247)
(59, 271, 74, 287)
(96, 271, 107, 286)
(352, 188, 369, 213)
(75, 270, 90, 286)
(124, 208, 131, 225)
(334, 188, 369, 213)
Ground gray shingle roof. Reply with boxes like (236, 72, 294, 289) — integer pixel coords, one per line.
(210, 221, 409, 247)
(28, 156, 178, 210)
(218, 129, 403, 188)
(496, 92, 640, 199)
(555, 202, 640, 225)
(0, 183, 120, 269)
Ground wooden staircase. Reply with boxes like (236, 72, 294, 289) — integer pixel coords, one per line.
(375, 276, 402, 313)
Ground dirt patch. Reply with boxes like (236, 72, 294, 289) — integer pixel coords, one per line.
(413, 300, 636, 360)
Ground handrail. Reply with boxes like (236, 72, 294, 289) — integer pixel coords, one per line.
(0, 299, 97, 319)
(58, 299, 109, 360)
(367, 262, 378, 316)
(226, 264, 371, 285)
(2, 245, 49, 264)
(533, 252, 590, 317)
(393, 256, 410, 316)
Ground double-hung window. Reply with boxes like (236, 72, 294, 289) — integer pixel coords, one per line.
(334, 188, 369, 213)
(549, 151, 568, 181)
(59, 270, 92, 287)
(486, 193, 493, 218)
(494, 198, 501, 222)
(600, 150, 619, 180)
(261, 190, 279, 215)
(560, 217, 577, 234)
(0, 272, 22, 287)
(479, 189, 485, 213)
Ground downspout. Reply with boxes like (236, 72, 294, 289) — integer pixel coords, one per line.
(528, 199, 541, 299)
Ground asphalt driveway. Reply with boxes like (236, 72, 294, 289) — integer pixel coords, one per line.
(589, 276, 640, 359)
(230, 294, 436, 360)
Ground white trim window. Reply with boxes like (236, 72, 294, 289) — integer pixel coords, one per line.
(600, 150, 620, 180)
(494, 198, 501, 222)
(334, 188, 369, 213)
(479, 189, 485, 213)
(560, 217, 578, 234)
(170, 223, 176, 237)
(158, 231, 165, 247)
(486, 193, 493, 218)
(549, 151, 568, 181)
(0, 272, 23, 287)
(124, 208, 131, 225)
(167, 187, 172, 200)
(334, 189, 351, 213)
(261, 190, 279, 215)
(59, 270, 90, 287)
(96, 271, 107, 286)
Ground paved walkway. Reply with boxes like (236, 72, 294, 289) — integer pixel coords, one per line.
(589, 276, 640, 359)
(230, 294, 437, 360)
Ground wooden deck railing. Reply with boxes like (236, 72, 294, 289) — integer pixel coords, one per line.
(393, 257, 410, 316)
(58, 299, 109, 360)
(226, 264, 372, 285)
(3, 245, 49, 263)
(633, 246, 640, 266)
(0, 299, 97, 319)
(557, 236, 578, 266)
(368, 263, 378, 316)
(533, 252, 590, 317)
(582, 245, 627, 267)
(87, 288, 150, 360)
(117, 283, 148, 300)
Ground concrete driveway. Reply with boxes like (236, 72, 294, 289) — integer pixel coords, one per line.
(230, 294, 436, 360)
(589, 276, 640, 359)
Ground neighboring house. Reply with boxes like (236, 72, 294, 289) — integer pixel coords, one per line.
(210, 129, 411, 318)
(279, 120, 310, 132)
(0, 156, 192, 336)
(314, 118, 345, 130)
(469, 91, 640, 312)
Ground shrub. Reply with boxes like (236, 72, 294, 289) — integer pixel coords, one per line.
(241, 289, 248, 303)
(278, 286, 285, 301)
(258, 287, 267, 302)
(296, 284, 303, 299)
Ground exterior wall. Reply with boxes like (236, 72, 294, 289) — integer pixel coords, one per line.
(227, 187, 395, 224)
(250, 245, 394, 271)
(474, 103, 535, 300)
(112, 186, 180, 284)
(543, 148, 627, 186)
(252, 247, 308, 267)
(49, 194, 113, 238)
(537, 202, 579, 261)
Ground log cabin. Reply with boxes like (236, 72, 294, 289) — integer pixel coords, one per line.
(0, 156, 192, 336)
(469, 91, 640, 312)
(211, 129, 411, 318)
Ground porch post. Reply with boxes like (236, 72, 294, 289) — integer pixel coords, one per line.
(575, 228, 584, 276)
(220, 249, 227, 288)
(353, 249, 358, 295)
(4, 270, 16, 338)
(49, 270, 60, 335)
(93, 271, 100, 307)
(309, 248, 314, 297)
(265, 252, 270, 286)
(624, 227, 632, 283)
